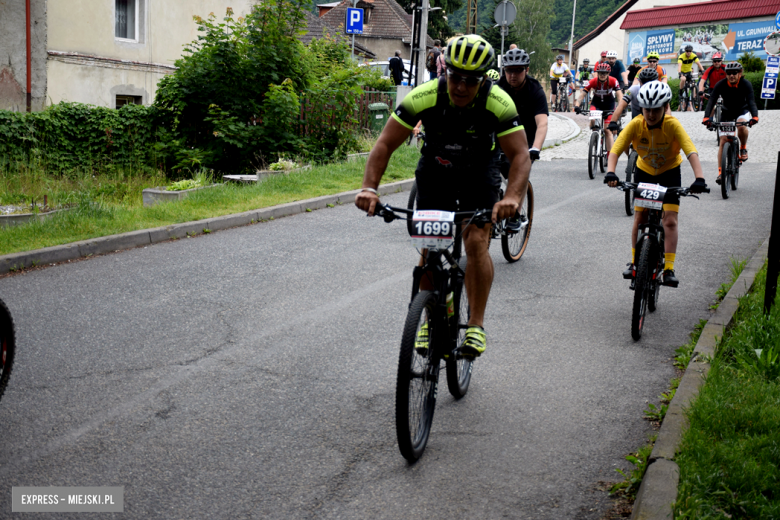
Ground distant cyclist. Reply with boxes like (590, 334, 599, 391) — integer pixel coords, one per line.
(356, 35, 531, 358)
(677, 45, 704, 111)
(486, 69, 500, 82)
(574, 62, 623, 154)
(701, 61, 758, 184)
(627, 57, 642, 84)
(605, 81, 707, 288)
(574, 58, 593, 100)
(632, 52, 668, 85)
(697, 52, 726, 102)
(549, 54, 572, 110)
(606, 50, 628, 89)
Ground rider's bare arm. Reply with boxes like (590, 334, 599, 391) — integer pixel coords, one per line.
(532, 114, 548, 150)
(356, 117, 411, 216)
(495, 130, 531, 223)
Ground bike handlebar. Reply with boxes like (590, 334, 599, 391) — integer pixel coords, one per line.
(615, 181, 710, 196)
(374, 204, 493, 226)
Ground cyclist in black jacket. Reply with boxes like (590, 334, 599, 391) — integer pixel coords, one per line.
(701, 61, 758, 184)
(497, 48, 549, 163)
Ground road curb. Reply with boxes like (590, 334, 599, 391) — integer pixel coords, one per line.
(630, 235, 770, 520)
(0, 179, 416, 275)
(542, 113, 581, 149)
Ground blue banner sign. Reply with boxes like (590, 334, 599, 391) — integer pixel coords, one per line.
(723, 21, 776, 60)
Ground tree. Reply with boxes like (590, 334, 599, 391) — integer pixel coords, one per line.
(482, 0, 554, 79)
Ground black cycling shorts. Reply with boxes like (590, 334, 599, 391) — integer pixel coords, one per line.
(414, 156, 501, 213)
(634, 165, 681, 212)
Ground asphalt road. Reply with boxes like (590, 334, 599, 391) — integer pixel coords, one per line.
(0, 156, 774, 519)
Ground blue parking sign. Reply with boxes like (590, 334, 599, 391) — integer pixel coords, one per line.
(346, 8, 363, 34)
(762, 75, 777, 99)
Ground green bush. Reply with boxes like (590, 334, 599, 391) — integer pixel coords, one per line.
(738, 51, 765, 73)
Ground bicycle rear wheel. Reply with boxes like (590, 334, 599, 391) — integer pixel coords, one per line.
(731, 149, 740, 190)
(406, 181, 418, 235)
(501, 182, 534, 262)
(648, 247, 662, 312)
(721, 141, 732, 199)
(396, 290, 439, 462)
(587, 132, 598, 179)
(446, 258, 473, 398)
(624, 152, 637, 216)
(0, 298, 16, 403)
(631, 239, 652, 340)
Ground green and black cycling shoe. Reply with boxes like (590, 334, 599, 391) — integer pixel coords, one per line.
(662, 269, 679, 288)
(459, 326, 486, 358)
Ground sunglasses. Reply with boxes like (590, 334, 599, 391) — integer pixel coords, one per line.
(505, 67, 528, 75)
(446, 69, 482, 86)
(648, 60, 658, 63)
(726, 71, 739, 76)
(712, 60, 723, 63)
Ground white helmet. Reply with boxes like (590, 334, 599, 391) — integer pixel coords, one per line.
(606, 50, 618, 58)
(637, 81, 672, 108)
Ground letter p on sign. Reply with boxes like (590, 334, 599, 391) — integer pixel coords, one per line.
(346, 8, 363, 34)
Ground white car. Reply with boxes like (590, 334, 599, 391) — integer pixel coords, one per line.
(359, 59, 415, 86)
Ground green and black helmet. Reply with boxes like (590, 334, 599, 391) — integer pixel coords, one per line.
(445, 35, 495, 76)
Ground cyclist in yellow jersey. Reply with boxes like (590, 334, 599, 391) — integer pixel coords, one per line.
(356, 35, 530, 358)
(549, 54, 572, 110)
(604, 81, 707, 287)
(677, 45, 704, 111)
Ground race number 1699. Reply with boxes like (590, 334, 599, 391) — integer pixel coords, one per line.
(410, 210, 455, 249)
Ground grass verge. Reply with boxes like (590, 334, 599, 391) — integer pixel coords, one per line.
(0, 145, 419, 256)
(674, 263, 780, 519)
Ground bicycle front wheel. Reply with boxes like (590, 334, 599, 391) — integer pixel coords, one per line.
(631, 240, 653, 340)
(588, 132, 598, 179)
(501, 181, 534, 262)
(406, 181, 418, 235)
(446, 258, 473, 398)
(721, 141, 732, 199)
(625, 152, 637, 216)
(0, 298, 16, 403)
(599, 130, 607, 173)
(396, 290, 439, 462)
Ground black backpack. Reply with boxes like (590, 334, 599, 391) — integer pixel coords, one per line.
(426, 50, 438, 72)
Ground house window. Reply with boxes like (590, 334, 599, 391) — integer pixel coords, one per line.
(115, 0, 138, 41)
(116, 95, 142, 109)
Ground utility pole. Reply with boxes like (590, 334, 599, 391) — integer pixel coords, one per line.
(466, 0, 477, 34)
(568, 0, 577, 68)
(416, 0, 430, 87)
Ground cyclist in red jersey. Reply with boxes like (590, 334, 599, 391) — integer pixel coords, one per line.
(573, 62, 623, 151)
(697, 52, 726, 101)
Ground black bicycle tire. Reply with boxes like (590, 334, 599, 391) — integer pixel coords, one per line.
(648, 244, 662, 313)
(625, 152, 637, 216)
(631, 239, 652, 340)
(732, 142, 740, 190)
(588, 131, 598, 179)
(599, 129, 607, 173)
(406, 181, 418, 235)
(446, 257, 473, 399)
(0, 298, 16, 403)
(721, 141, 732, 199)
(714, 106, 722, 145)
(501, 182, 534, 262)
(396, 290, 439, 462)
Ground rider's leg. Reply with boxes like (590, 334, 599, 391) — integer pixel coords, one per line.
(631, 209, 649, 260)
(662, 210, 678, 257)
(462, 224, 493, 328)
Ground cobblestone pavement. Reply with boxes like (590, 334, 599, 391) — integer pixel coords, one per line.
(540, 110, 780, 166)
(542, 113, 579, 143)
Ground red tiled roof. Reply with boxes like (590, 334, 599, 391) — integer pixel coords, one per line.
(621, 0, 780, 30)
(573, 0, 639, 50)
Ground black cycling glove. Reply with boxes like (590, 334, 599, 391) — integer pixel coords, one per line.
(529, 148, 540, 162)
(689, 178, 707, 193)
(574, 106, 582, 115)
(604, 171, 620, 184)
(608, 121, 619, 131)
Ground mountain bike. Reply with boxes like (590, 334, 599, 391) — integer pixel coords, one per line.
(616, 182, 708, 340)
(711, 120, 748, 200)
(374, 204, 492, 462)
(0, 297, 16, 403)
(407, 177, 534, 263)
(587, 110, 614, 179)
(555, 77, 569, 112)
(711, 96, 723, 145)
(678, 72, 699, 112)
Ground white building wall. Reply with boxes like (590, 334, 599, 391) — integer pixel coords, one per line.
(46, 0, 257, 108)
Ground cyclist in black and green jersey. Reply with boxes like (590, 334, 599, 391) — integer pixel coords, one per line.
(355, 34, 531, 358)
(573, 58, 593, 102)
